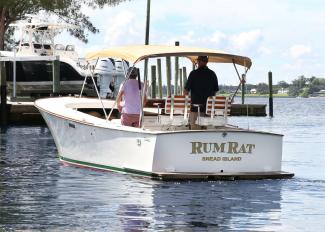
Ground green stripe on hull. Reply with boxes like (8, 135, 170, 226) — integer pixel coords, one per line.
(59, 156, 154, 177)
(58, 156, 294, 181)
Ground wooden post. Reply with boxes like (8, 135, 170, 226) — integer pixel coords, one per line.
(144, 63, 149, 83)
(52, 56, 60, 95)
(157, 59, 162, 98)
(241, 74, 245, 104)
(179, 68, 183, 95)
(0, 61, 8, 126)
(151, 65, 156, 98)
(174, 41, 179, 95)
(268, 71, 274, 117)
(182, 66, 187, 92)
(13, 49, 17, 98)
(145, 0, 151, 46)
(166, 56, 172, 96)
(144, 0, 151, 83)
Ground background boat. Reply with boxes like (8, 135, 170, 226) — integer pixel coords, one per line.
(0, 17, 127, 99)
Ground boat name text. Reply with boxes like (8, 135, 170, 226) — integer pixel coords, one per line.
(190, 141, 255, 154)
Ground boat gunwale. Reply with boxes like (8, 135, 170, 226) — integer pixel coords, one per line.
(35, 97, 283, 137)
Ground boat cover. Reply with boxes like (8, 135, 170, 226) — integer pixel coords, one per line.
(85, 44, 252, 68)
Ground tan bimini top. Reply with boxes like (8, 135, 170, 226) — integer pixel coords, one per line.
(85, 44, 252, 68)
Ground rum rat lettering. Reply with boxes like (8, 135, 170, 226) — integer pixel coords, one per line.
(190, 142, 255, 154)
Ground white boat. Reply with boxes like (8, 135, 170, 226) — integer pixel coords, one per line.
(35, 45, 294, 180)
(0, 17, 126, 98)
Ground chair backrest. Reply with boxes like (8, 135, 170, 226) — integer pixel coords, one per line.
(55, 44, 65, 51)
(165, 95, 191, 115)
(66, 44, 75, 51)
(206, 96, 232, 117)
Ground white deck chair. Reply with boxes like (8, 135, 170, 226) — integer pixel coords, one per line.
(159, 95, 191, 126)
(196, 96, 232, 126)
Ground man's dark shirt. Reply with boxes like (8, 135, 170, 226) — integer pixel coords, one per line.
(184, 66, 219, 112)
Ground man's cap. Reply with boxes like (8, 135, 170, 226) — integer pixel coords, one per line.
(197, 56, 209, 62)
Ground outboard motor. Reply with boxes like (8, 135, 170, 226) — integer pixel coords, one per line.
(95, 59, 116, 98)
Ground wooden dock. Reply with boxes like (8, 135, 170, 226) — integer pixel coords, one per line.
(231, 104, 267, 116)
(1, 98, 267, 125)
(1, 99, 44, 124)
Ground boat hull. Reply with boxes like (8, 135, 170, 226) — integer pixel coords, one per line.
(153, 131, 282, 173)
(41, 111, 157, 175)
(38, 106, 293, 180)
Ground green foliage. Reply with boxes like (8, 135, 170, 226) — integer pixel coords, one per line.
(287, 75, 325, 97)
(292, 75, 307, 89)
(309, 77, 325, 93)
(4, 27, 15, 50)
(0, 0, 127, 49)
(300, 88, 310, 98)
(256, 82, 269, 94)
(288, 75, 307, 97)
(277, 80, 289, 89)
(288, 85, 300, 97)
(218, 76, 325, 98)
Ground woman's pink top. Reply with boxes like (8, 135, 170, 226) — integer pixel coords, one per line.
(120, 79, 144, 114)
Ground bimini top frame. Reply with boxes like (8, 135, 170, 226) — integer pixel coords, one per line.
(84, 44, 252, 127)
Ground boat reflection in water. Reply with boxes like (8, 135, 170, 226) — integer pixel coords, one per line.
(115, 178, 283, 231)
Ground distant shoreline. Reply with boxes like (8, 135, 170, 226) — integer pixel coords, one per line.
(225, 94, 325, 98)
(221, 94, 292, 98)
(240, 94, 292, 98)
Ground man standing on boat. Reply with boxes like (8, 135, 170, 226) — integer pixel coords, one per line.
(117, 68, 147, 127)
(184, 56, 219, 129)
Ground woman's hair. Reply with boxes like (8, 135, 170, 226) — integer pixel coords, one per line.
(128, 67, 138, 79)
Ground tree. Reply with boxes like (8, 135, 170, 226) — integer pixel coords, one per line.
(292, 75, 307, 89)
(256, 82, 269, 94)
(277, 80, 289, 89)
(309, 77, 325, 94)
(300, 87, 310, 98)
(245, 83, 257, 92)
(4, 26, 15, 50)
(0, 0, 127, 50)
(288, 75, 308, 97)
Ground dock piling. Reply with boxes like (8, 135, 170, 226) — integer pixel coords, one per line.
(143, 0, 151, 84)
(157, 59, 162, 98)
(182, 66, 187, 93)
(241, 74, 245, 104)
(268, 71, 274, 117)
(166, 56, 172, 96)
(0, 62, 8, 127)
(174, 41, 179, 94)
(151, 65, 156, 98)
(52, 56, 60, 95)
(179, 68, 183, 94)
(13, 49, 17, 98)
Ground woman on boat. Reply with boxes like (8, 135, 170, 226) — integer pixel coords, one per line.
(117, 67, 147, 127)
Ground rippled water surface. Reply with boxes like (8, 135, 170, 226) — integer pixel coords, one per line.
(1, 98, 325, 231)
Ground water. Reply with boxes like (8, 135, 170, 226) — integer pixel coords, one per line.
(1, 98, 325, 231)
